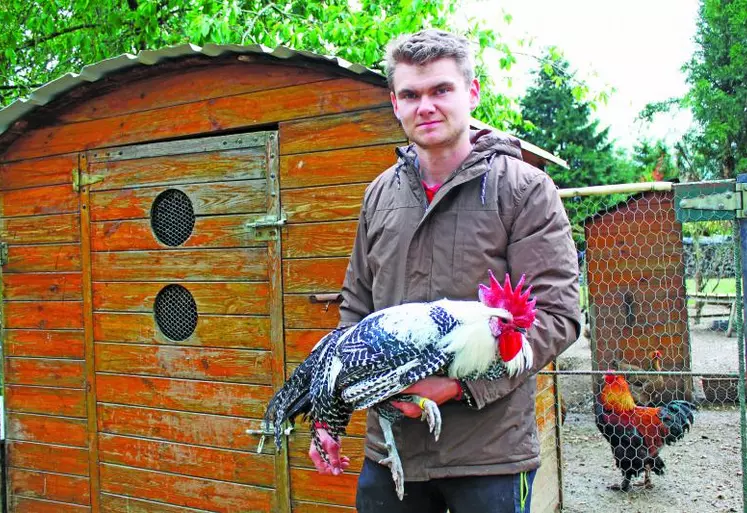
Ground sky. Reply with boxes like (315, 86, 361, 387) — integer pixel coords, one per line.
(461, 0, 701, 152)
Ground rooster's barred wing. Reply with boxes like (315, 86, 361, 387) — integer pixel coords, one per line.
(318, 303, 460, 412)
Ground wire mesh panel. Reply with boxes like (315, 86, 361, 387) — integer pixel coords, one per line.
(154, 284, 199, 341)
(150, 188, 196, 246)
(551, 184, 745, 513)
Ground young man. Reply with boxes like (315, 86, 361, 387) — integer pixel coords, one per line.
(309, 30, 581, 512)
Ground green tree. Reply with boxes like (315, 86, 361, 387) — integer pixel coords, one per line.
(517, 52, 636, 189)
(682, 0, 747, 178)
(0, 0, 542, 130)
(631, 139, 678, 182)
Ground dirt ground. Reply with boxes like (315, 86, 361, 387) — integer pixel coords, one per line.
(555, 311, 744, 513)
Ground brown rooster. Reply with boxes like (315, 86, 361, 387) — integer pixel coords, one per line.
(595, 372, 696, 490)
(612, 350, 692, 406)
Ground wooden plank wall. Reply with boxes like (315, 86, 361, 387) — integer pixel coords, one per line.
(586, 192, 690, 373)
(1, 56, 563, 512)
(0, 154, 92, 511)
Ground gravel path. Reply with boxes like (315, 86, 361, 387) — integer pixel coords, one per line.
(555, 312, 744, 512)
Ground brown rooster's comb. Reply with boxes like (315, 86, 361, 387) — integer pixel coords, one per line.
(478, 271, 537, 329)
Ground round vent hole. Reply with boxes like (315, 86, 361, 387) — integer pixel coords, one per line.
(154, 284, 198, 341)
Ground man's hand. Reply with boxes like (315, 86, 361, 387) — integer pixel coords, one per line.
(309, 426, 351, 475)
(390, 376, 461, 418)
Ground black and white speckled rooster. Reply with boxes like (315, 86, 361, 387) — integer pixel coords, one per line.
(261, 271, 537, 498)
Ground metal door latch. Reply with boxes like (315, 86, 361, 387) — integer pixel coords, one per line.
(246, 422, 294, 454)
(0, 241, 8, 266)
(246, 213, 287, 241)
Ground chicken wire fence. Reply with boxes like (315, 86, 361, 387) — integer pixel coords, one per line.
(538, 181, 747, 513)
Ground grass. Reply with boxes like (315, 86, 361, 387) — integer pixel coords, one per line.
(685, 278, 737, 296)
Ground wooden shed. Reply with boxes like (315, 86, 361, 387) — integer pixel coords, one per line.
(0, 44, 564, 513)
(584, 190, 692, 398)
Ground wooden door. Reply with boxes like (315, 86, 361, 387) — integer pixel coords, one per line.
(79, 132, 289, 512)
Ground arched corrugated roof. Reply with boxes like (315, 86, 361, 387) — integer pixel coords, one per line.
(0, 42, 567, 168)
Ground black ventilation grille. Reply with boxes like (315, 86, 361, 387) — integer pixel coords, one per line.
(154, 284, 198, 341)
(151, 189, 195, 246)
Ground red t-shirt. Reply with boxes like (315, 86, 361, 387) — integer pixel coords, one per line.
(422, 181, 442, 204)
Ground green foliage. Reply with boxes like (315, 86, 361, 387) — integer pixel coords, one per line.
(682, 0, 747, 178)
(0, 0, 548, 133)
(631, 139, 678, 182)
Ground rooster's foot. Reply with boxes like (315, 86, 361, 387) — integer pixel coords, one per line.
(411, 394, 442, 441)
(378, 415, 406, 500)
(609, 477, 631, 492)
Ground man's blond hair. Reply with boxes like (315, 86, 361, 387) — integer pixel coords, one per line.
(385, 29, 475, 90)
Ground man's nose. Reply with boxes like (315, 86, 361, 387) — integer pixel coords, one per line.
(417, 95, 436, 114)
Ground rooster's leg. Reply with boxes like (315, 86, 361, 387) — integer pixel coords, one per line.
(377, 416, 406, 500)
(396, 394, 442, 441)
(632, 465, 654, 489)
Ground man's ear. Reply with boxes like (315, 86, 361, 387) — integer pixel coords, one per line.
(469, 78, 481, 111)
(391, 91, 400, 120)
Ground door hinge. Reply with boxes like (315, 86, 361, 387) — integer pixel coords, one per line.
(0, 241, 8, 266)
(246, 213, 287, 241)
(677, 184, 747, 219)
(72, 167, 105, 192)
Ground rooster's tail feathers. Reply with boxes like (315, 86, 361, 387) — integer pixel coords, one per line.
(661, 400, 697, 444)
(263, 328, 343, 448)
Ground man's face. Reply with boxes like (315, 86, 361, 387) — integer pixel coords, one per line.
(390, 58, 480, 151)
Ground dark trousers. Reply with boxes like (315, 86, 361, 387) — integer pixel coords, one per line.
(356, 458, 537, 513)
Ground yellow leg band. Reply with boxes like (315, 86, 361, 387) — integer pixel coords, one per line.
(418, 398, 428, 410)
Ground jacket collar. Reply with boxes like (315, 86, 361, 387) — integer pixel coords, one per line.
(394, 128, 523, 191)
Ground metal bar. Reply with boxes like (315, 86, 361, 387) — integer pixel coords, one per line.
(735, 173, 747, 509)
(558, 181, 673, 198)
(538, 370, 740, 377)
(80, 151, 102, 512)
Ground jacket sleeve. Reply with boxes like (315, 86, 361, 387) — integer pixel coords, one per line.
(338, 201, 375, 328)
(466, 172, 581, 409)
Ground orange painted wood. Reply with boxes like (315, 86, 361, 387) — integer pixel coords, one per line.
(0, 214, 80, 244)
(284, 294, 341, 329)
(282, 184, 365, 223)
(3, 244, 81, 273)
(279, 143, 399, 189)
(0, 154, 76, 190)
(100, 494, 214, 513)
(289, 433, 365, 473)
(98, 433, 276, 487)
(3, 301, 83, 329)
(90, 180, 267, 221)
(99, 464, 275, 513)
(6, 358, 85, 388)
(7, 441, 89, 476)
(4, 329, 84, 359)
(10, 496, 90, 512)
(59, 63, 332, 122)
(5, 385, 87, 417)
(6, 79, 389, 162)
(0, 184, 79, 217)
(95, 374, 273, 418)
(97, 404, 269, 452)
(290, 468, 357, 507)
(91, 248, 267, 281)
(292, 501, 355, 513)
(93, 281, 269, 314)
(93, 312, 270, 349)
(7, 413, 88, 447)
(88, 149, 266, 191)
(91, 214, 264, 251)
(285, 329, 329, 362)
(280, 107, 402, 155)
(2, 273, 82, 301)
(283, 258, 348, 293)
(282, 221, 357, 258)
(95, 343, 273, 384)
(9, 468, 90, 505)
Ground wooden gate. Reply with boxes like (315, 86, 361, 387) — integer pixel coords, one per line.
(80, 131, 290, 512)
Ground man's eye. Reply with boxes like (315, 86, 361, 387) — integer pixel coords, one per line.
(436, 87, 450, 95)
(403, 92, 417, 99)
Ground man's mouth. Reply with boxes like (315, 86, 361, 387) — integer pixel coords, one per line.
(417, 120, 442, 128)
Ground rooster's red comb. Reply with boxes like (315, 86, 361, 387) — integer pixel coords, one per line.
(478, 271, 537, 329)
